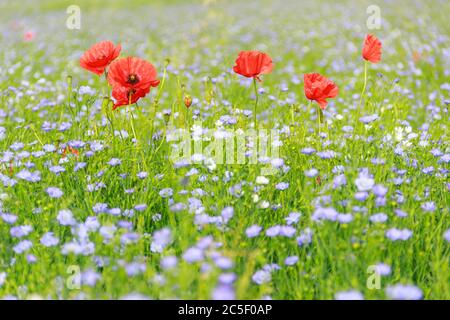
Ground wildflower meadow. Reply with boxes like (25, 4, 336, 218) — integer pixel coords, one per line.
(0, 0, 449, 301)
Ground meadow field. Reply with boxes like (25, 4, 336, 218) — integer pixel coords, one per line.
(0, 0, 448, 300)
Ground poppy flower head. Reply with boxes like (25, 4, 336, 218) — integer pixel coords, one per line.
(107, 56, 160, 90)
(80, 41, 121, 75)
(362, 34, 382, 63)
(233, 50, 273, 80)
(107, 57, 160, 109)
(303, 73, 339, 109)
(23, 30, 36, 42)
(110, 85, 150, 109)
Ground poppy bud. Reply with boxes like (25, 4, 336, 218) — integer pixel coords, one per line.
(316, 175, 322, 185)
(184, 95, 192, 108)
(163, 110, 171, 124)
(66, 75, 72, 88)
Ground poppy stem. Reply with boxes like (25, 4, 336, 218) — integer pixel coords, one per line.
(102, 97, 117, 141)
(151, 60, 168, 139)
(187, 107, 190, 130)
(64, 75, 76, 121)
(253, 77, 258, 128)
(29, 124, 44, 146)
(128, 106, 138, 143)
(291, 104, 295, 128)
(359, 60, 368, 109)
(307, 99, 313, 117)
(316, 105, 323, 135)
(154, 60, 168, 109)
(67, 75, 72, 113)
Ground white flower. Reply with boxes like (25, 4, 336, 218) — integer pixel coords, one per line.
(418, 140, 429, 147)
(191, 153, 205, 163)
(355, 173, 374, 191)
(204, 158, 216, 171)
(394, 127, 404, 141)
(256, 176, 269, 185)
(259, 200, 270, 209)
(383, 133, 392, 143)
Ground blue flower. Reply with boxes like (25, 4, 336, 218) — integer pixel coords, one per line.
(46, 187, 63, 198)
(212, 284, 235, 300)
(1, 213, 18, 224)
(57, 209, 76, 226)
(369, 213, 388, 223)
(134, 204, 147, 212)
(444, 229, 450, 243)
(386, 228, 412, 241)
(137, 171, 148, 179)
(312, 207, 338, 221)
(284, 256, 299, 266)
(421, 201, 436, 212)
(159, 188, 173, 198)
(335, 290, 364, 300)
(151, 228, 172, 253)
(297, 228, 313, 246)
(374, 263, 391, 276)
(183, 247, 204, 263)
(10, 225, 33, 238)
(305, 168, 318, 177)
(246, 225, 262, 238)
(337, 213, 353, 224)
(301, 147, 316, 155)
(40, 232, 59, 247)
(285, 212, 301, 225)
(372, 184, 388, 197)
(275, 182, 289, 190)
(108, 158, 121, 166)
(160, 256, 178, 270)
(252, 269, 271, 285)
(333, 174, 347, 188)
(265, 225, 281, 237)
(13, 240, 33, 254)
(359, 114, 379, 124)
(386, 284, 422, 300)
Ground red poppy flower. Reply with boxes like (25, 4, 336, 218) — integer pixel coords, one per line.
(110, 86, 150, 109)
(80, 41, 121, 75)
(62, 146, 79, 159)
(362, 34, 382, 63)
(107, 57, 160, 108)
(23, 30, 36, 42)
(303, 73, 339, 109)
(233, 51, 273, 80)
